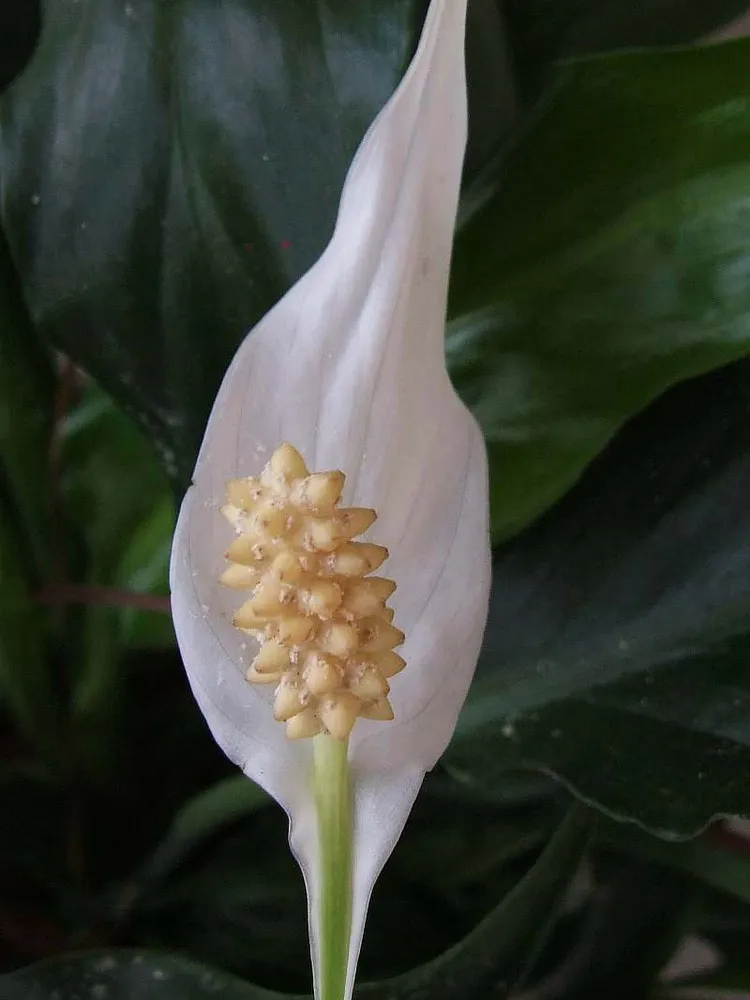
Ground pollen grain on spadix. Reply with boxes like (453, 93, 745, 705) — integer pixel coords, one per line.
(218, 443, 405, 742)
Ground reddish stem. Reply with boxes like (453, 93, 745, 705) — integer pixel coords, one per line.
(37, 583, 172, 615)
(48, 356, 77, 584)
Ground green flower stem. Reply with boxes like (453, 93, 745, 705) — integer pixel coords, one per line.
(313, 733, 353, 1000)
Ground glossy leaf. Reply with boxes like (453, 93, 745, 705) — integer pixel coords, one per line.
(450, 38, 750, 539)
(0, 0, 425, 488)
(357, 802, 590, 999)
(0, 805, 589, 1000)
(0, 503, 58, 759)
(58, 386, 172, 782)
(0, 231, 53, 576)
(522, 856, 693, 1000)
(502, 0, 750, 101)
(0, 240, 58, 757)
(0, 951, 288, 1000)
(128, 770, 557, 988)
(135, 805, 310, 990)
(137, 774, 268, 888)
(62, 385, 174, 657)
(114, 494, 175, 650)
(7, 10, 750, 551)
(601, 818, 750, 906)
(0, 766, 67, 889)
(62, 388, 171, 580)
(464, 0, 517, 175)
(0, 1, 39, 94)
(356, 773, 560, 982)
(447, 359, 750, 837)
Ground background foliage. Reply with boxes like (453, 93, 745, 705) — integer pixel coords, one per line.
(2, 0, 750, 997)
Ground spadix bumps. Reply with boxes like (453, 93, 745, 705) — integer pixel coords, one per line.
(220, 443, 405, 741)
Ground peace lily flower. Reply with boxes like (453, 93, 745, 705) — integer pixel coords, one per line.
(170, 1, 490, 997)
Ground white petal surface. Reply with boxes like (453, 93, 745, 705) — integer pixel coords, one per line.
(170, 0, 490, 995)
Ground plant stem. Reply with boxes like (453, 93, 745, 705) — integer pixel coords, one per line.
(36, 583, 171, 614)
(313, 733, 353, 1000)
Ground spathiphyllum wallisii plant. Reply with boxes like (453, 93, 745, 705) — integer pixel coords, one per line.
(169, 2, 491, 997)
(9, 0, 750, 996)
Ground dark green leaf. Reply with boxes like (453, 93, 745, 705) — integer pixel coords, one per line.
(126, 770, 559, 989)
(391, 792, 550, 895)
(0, 950, 290, 1000)
(0, 0, 425, 488)
(501, 0, 750, 102)
(113, 653, 233, 858)
(134, 809, 309, 991)
(59, 387, 172, 783)
(136, 774, 268, 889)
(9, 805, 586, 1000)
(0, 229, 59, 758)
(686, 967, 750, 992)
(447, 359, 750, 837)
(450, 40, 750, 539)
(519, 856, 693, 1000)
(61, 387, 171, 581)
(8, 10, 750, 550)
(0, 230, 54, 577)
(0, 766, 67, 888)
(357, 803, 590, 999)
(0, 500, 59, 760)
(360, 774, 561, 981)
(600, 818, 750, 907)
(114, 495, 174, 651)
(464, 0, 517, 176)
(0, 1, 39, 94)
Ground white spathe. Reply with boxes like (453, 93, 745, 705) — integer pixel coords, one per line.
(169, 0, 490, 996)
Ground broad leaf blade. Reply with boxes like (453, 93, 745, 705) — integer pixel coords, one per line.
(448, 359, 750, 837)
(60, 386, 172, 783)
(126, 771, 558, 988)
(0, 1, 39, 94)
(0, 766, 67, 889)
(7, 9, 750, 554)
(0, 234, 58, 758)
(138, 774, 268, 888)
(0, 502, 58, 760)
(358, 803, 590, 1000)
(0, 951, 290, 1000)
(0, 807, 588, 1000)
(502, 0, 750, 101)
(0, 0, 424, 487)
(601, 818, 750, 906)
(114, 494, 174, 650)
(524, 856, 693, 1000)
(450, 39, 750, 539)
(464, 0, 517, 175)
(0, 231, 54, 576)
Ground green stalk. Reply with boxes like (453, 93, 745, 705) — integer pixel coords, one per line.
(313, 733, 353, 1000)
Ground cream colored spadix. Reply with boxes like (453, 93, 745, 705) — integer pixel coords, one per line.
(169, 0, 489, 996)
(220, 442, 401, 742)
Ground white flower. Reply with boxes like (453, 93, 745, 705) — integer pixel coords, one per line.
(169, 0, 490, 996)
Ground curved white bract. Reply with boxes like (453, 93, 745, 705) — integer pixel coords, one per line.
(170, 0, 490, 995)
